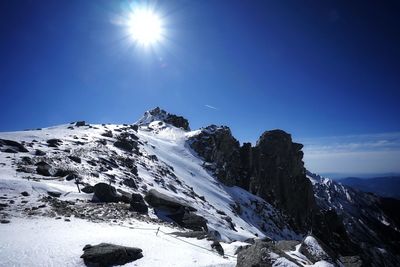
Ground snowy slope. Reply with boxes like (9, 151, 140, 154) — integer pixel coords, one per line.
(0, 116, 300, 266)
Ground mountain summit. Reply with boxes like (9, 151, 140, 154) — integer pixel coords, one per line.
(136, 107, 190, 131)
(0, 108, 399, 266)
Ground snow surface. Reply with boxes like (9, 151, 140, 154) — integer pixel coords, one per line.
(0, 217, 235, 267)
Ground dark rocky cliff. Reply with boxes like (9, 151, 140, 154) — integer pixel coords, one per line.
(189, 127, 316, 230)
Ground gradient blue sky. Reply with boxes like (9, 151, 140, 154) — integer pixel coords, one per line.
(1, 0, 399, 176)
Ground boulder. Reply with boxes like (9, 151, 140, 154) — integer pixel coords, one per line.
(81, 243, 143, 267)
(0, 139, 29, 152)
(144, 189, 194, 211)
(47, 138, 62, 147)
(211, 241, 224, 256)
(130, 193, 148, 213)
(47, 191, 62, 198)
(21, 191, 30, 197)
(68, 156, 81, 163)
(36, 162, 54, 176)
(92, 183, 121, 203)
(75, 121, 86, 127)
(34, 149, 46, 156)
(123, 178, 137, 189)
(81, 185, 94, 194)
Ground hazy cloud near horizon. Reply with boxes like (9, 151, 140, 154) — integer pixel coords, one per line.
(300, 132, 400, 175)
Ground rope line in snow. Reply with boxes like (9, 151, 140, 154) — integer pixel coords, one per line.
(116, 223, 237, 259)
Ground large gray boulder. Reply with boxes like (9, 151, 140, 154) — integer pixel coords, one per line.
(81, 243, 143, 267)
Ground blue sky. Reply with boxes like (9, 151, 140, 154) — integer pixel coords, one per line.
(1, 0, 399, 176)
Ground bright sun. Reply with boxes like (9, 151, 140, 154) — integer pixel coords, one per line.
(128, 8, 164, 46)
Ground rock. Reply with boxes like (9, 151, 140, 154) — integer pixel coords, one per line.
(81, 185, 94, 194)
(36, 161, 54, 176)
(47, 138, 62, 147)
(340, 255, 363, 267)
(21, 191, 30, 197)
(123, 178, 137, 189)
(137, 107, 191, 131)
(47, 191, 62, 198)
(299, 235, 336, 264)
(81, 243, 143, 266)
(188, 125, 242, 186)
(0, 139, 29, 152)
(211, 241, 224, 256)
(131, 124, 139, 131)
(1, 219, 10, 224)
(92, 183, 122, 203)
(250, 130, 316, 229)
(68, 156, 81, 163)
(65, 173, 79, 181)
(237, 240, 298, 267)
(101, 130, 113, 138)
(113, 139, 137, 152)
(130, 193, 148, 213)
(75, 121, 86, 127)
(34, 149, 46, 156)
(144, 189, 195, 211)
(171, 231, 209, 239)
(179, 212, 208, 231)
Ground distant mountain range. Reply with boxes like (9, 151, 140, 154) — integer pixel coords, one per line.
(338, 176, 400, 199)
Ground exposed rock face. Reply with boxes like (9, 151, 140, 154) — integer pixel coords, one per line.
(250, 130, 316, 229)
(81, 243, 143, 267)
(137, 107, 190, 131)
(189, 127, 315, 229)
(188, 125, 242, 186)
(144, 189, 194, 211)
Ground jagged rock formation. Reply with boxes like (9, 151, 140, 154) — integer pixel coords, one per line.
(249, 130, 316, 229)
(308, 171, 400, 266)
(137, 107, 190, 131)
(187, 125, 242, 186)
(189, 128, 316, 229)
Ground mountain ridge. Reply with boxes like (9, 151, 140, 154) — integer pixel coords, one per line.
(0, 107, 399, 266)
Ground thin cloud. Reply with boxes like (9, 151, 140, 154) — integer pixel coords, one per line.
(299, 132, 400, 173)
(205, 105, 218, 110)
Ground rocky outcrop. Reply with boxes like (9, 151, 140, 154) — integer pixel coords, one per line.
(0, 139, 29, 153)
(250, 130, 316, 229)
(188, 125, 242, 186)
(137, 107, 190, 131)
(81, 243, 143, 266)
(92, 183, 129, 203)
(189, 127, 316, 229)
(145, 189, 207, 231)
(237, 239, 300, 267)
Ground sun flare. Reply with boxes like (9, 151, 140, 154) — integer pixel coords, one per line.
(128, 8, 164, 46)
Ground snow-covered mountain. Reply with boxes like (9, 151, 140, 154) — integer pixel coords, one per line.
(1, 107, 399, 266)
